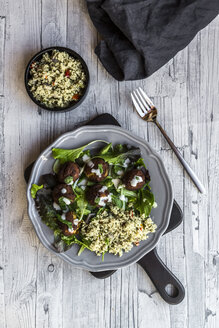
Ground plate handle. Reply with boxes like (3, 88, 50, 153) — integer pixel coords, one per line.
(137, 249, 185, 304)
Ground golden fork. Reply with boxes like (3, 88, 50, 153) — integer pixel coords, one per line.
(131, 87, 205, 194)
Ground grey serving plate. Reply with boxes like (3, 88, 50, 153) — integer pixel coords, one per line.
(27, 125, 173, 272)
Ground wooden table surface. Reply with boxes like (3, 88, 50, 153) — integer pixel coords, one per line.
(0, 1, 218, 327)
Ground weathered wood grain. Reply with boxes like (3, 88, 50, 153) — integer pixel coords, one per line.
(0, 96, 6, 328)
(0, 13, 6, 328)
(0, 0, 218, 327)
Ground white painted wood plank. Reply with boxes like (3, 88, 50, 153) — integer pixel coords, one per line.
(0, 13, 5, 328)
(2, 0, 41, 327)
(35, 247, 63, 328)
(201, 16, 219, 328)
(0, 16, 5, 95)
(0, 96, 6, 328)
(34, 1, 68, 328)
(42, 0, 67, 48)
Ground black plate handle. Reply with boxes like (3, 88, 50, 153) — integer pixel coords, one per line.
(137, 201, 185, 305)
(137, 248, 185, 304)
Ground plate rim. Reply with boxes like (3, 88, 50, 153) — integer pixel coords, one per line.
(27, 125, 173, 271)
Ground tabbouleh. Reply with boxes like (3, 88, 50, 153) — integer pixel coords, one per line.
(81, 206, 157, 257)
(28, 50, 86, 108)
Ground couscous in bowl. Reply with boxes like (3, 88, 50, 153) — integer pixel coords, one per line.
(25, 47, 90, 112)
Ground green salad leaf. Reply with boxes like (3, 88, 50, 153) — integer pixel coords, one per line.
(98, 143, 112, 155)
(98, 164, 103, 174)
(61, 234, 92, 253)
(56, 214, 73, 229)
(75, 192, 90, 220)
(36, 194, 61, 232)
(53, 159, 61, 174)
(121, 189, 137, 198)
(78, 245, 86, 256)
(136, 188, 155, 217)
(58, 197, 69, 210)
(64, 176, 74, 184)
(114, 144, 130, 153)
(111, 194, 123, 208)
(31, 184, 44, 199)
(113, 165, 124, 174)
(135, 157, 146, 168)
(97, 148, 140, 165)
(34, 192, 92, 254)
(52, 140, 109, 164)
(104, 179, 113, 188)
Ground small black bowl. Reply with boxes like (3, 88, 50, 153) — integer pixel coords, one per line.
(24, 46, 90, 113)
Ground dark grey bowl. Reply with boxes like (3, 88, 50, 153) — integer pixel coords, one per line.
(24, 46, 90, 113)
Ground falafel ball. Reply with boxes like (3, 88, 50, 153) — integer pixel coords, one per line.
(59, 211, 79, 236)
(52, 183, 76, 204)
(58, 161, 80, 183)
(86, 184, 109, 206)
(84, 158, 109, 182)
(123, 169, 146, 191)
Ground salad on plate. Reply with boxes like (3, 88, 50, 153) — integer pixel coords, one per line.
(31, 140, 157, 259)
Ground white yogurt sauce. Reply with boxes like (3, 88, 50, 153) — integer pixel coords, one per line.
(117, 170, 124, 176)
(73, 219, 79, 226)
(99, 186, 108, 192)
(78, 178, 87, 186)
(108, 193, 112, 202)
(98, 192, 112, 206)
(119, 195, 128, 202)
(53, 202, 61, 210)
(61, 188, 67, 194)
(62, 197, 71, 205)
(112, 178, 121, 189)
(87, 161, 94, 168)
(61, 213, 66, 220)
(82, 154, 90, 162)
(91, 168, 102, 178)
(98, 196, 109, 207)
(130, 175, 143, 187)
(123, 158, 131, 168)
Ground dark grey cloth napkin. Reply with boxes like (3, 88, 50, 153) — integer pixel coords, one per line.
(86, 0, 219, 81)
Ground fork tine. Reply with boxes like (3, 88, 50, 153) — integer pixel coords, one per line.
(136, 88, 151, 111)
(133, 90, 148, 114)
(139, 87, 155, 107)
(131, 93, 145, 117)
(133, 91, 148, 115)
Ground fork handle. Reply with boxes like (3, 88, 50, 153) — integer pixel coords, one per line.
(154, 120, 206, 194)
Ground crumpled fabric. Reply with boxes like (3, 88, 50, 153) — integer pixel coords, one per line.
(86, 0, 219, 81)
